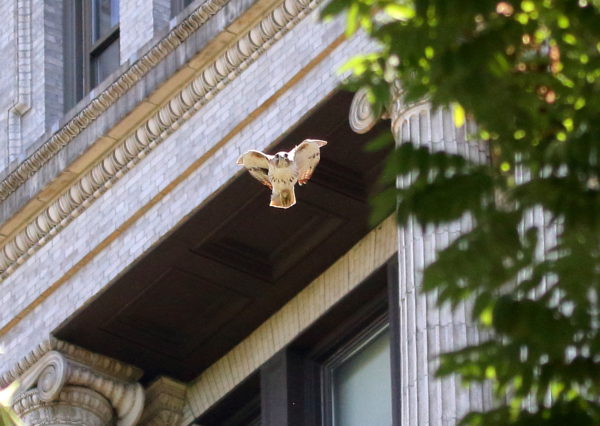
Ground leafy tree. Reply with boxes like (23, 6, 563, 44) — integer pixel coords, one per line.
(322, 0, 600, 424)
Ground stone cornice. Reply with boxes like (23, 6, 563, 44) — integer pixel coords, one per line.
(0, 0, 320, 280)
(0, 0, 229, 202)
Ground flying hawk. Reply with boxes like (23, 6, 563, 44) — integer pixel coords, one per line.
(236, 139, 327, 209)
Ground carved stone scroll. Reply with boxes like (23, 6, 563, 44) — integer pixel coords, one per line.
(2, 338, 145, 426)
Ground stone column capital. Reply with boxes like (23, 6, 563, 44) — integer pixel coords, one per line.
(2, 337, 145, 426)
(139, 376, 186, 426)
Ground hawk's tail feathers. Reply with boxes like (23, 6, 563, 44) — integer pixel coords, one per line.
(270, 188, 296, 209)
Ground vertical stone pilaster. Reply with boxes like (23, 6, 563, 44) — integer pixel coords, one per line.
(350, 89, 493, 425)
(2, 337, 145, 426)
(7, 0, 32, 164)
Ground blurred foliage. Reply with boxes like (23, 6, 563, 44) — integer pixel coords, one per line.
(322, 0, 600, 424)
(0, 382, 21, 426)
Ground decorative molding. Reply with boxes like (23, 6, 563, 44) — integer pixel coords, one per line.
(0, 0, 230, 201)
(139, 376, 187, 426)
(4, 338, 144, 426)
(7, 0, 33, 165)
(13, 386, 115, 425)
(0, 0, 320, 280)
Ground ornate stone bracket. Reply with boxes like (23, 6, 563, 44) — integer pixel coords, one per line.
(2, 337, 144, 426)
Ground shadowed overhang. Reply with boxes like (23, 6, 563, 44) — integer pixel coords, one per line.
(55, 90, 390, 383)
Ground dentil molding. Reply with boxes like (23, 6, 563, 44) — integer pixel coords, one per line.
(0, 0, 320, 280)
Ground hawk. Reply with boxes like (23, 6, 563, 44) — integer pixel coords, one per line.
(236, 139, 327, 209)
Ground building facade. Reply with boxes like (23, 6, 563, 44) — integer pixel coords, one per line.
(0, 1, 491, 425)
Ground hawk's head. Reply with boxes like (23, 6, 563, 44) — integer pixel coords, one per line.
(272, 151, 291, 168)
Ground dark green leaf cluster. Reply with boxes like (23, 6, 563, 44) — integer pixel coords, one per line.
(323, 0, 600, 423)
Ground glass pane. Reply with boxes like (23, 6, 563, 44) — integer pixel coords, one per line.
(91, 40, 120, 87)
(92, 0, 119, 42)
(332, 328, 392, 426)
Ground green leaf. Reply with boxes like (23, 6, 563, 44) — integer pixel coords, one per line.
(452, 103, 465, 128)
(384, 4, 415, 20)
(320, 0, 349, 21)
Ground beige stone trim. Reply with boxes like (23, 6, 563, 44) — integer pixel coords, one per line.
(184, 216, 398, 421)
(0, 0, 322, 280)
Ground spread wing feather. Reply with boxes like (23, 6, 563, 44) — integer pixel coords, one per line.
(237, 150, 272, 189)
(290, 139, 327, 185)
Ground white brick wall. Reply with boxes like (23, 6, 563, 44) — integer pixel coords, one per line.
(0, 7, 378, 373)
(120, 0, 171, 64)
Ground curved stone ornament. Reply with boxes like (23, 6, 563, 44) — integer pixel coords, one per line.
(0, 0, 321, 281)
(14, 351, 68, 403)
(4, 338, 145, 426)
(349, 87, 381, 134)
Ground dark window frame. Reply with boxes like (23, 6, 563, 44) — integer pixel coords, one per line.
(64, 0, 120, 112)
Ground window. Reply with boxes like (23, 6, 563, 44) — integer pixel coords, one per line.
(324, 323, 392, 426)
(64, 0, 120, 111)
(171, 0, 194, 17)
(262, 262, 400, 426)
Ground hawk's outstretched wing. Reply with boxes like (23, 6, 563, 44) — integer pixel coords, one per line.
(290, 139, 327, 185)
(237, 150, 272, 189)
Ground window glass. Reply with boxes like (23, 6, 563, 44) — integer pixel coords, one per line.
(332, 328, 392, 426)
(91, 39, 120, 86)
(92, 0, 119, 42)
